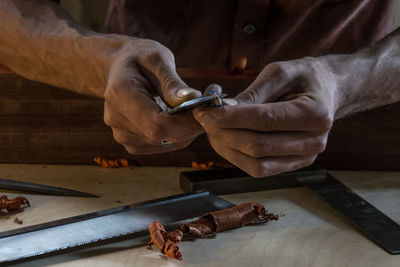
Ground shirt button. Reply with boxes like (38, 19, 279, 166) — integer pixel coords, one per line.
(231, 57, 248, 74)
(243, 24, 256, 34)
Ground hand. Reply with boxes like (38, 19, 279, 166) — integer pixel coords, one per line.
(104, 38, 203, 154)
(193, 58, 336, 177)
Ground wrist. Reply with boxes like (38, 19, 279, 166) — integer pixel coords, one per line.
(303, 55, 342, 120)
(317, 53, 371, 119)
(320, 28, 400, 119)
(70, 33, 128, 97)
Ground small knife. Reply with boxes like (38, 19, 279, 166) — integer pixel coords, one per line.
(0, 177, 98, 198)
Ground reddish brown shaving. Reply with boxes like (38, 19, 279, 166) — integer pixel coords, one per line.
(147, 202, 278, 260)
(0, 195, 30, 213)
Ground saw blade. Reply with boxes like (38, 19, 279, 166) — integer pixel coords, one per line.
(0, 191, 234, 264)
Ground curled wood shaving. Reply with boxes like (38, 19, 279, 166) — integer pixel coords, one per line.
(94, 157, 130, 169)
(191, 161, 214, 170)
(14, 217, 23, 224)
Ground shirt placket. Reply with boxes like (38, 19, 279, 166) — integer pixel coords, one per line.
(231, 0, 270, 71)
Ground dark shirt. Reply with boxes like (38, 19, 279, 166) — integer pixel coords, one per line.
(103, 1, 397, 166)
(105, 0, 397, 71)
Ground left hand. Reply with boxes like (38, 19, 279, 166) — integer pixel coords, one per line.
(193, 58, 337, 177)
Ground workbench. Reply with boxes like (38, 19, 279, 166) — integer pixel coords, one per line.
(1, 164, 399, 267)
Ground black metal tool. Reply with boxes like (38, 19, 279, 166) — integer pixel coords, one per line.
(179, 166, 324, 195)
(0, 190, 234, 264)
(0, 177, 98, 198)
(298, 172, 400, 255)
(180, 167, 400, 255)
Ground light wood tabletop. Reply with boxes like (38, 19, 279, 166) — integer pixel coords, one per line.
(0, 164, 399, 267)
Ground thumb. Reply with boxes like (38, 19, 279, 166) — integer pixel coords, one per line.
(160, 71, 202, 107)
(138, 49, 201, 107)
(235, 62, 292, 105)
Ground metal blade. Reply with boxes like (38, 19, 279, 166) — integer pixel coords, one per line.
(0, 177, 98, 197)
(0, 191, 234, 264)
(166, 93, 228, 114)
(298, 172, 400, 255)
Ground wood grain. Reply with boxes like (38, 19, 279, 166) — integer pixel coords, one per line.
(0, 73, 399, 170)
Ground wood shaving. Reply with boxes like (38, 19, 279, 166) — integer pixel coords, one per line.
(94, 157, 130, 169)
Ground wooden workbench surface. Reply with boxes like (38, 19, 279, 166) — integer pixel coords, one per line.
(0, 164, 399, 266)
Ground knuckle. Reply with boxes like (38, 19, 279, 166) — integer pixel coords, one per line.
(161, 46, 175, 62)
(315, 112, 333, 131)
(263, 62, 283, 74)
(103, 112, 113, 126)
(104, 85, 120, 100)
(105, 79, 134, 99)
(139, 39, 161, 50)
(147, 115, 199, 143)
(104, 87, 113, 100)
(146, 124, 166, 142)
(160, 73, 181, 91)
(112, 130, 129, 145)
(124, 145, 140, 155)
(288, 156, 316, 173)
(103, 103, 113, 126)
(293, 98, 312, 114)
(260, 108, 279, 129)
(302, 155, 317, 167)
(249, 161, 270, 178)
(262, 62, 289, 81)
(294, 100, 333, 132)
(312, 138, 327, 153)
(146, 117, 175, 142)
(141, 39, 174, 63)
(202, 124, 219, 137)
(246, 142, 268, 158)
(244, 88, 261, 104)
(302, 136, 326, 154)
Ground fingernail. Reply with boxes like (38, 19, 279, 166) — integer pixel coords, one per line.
(222, 98, 238, 106)
(177, 88, 201, 98)
(197, 113, 216, 125)
(177, 88, 190, 97)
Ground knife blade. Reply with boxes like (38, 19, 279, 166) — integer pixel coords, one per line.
(165, 93, 228, 114)
(0, 177, 98, 197)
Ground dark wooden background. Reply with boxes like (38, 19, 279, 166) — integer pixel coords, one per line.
(1, 72, 399, 170)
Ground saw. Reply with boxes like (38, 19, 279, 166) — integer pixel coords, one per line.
(0, 190, 234, 264)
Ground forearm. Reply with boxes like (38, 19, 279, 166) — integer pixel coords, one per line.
(0, 0, 126, 97)
(322, 28, 400, 119)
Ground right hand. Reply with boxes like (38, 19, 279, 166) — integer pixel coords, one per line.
(104, 38, 203, 154)
(193, 58, 335, 177)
